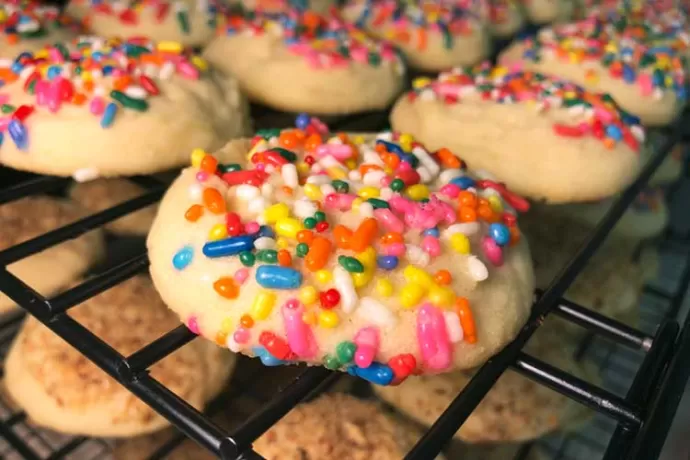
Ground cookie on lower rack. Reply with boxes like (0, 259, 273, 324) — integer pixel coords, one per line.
(0, 196, 105, 315)
(203, 8, 405, 114)
(148, 116, 536, 384)
(1, 0, 80, 59)
(373, 324, 596, 443)
(341, 0, 490, 72)
(520, 0, 577, 24)
(499, 16, 688, 127)
(68, 179, 159, 237)
(0, 36, 250, 180)
(4, 275, 235, 437)
(391, 65, 643, 203)
(66, 0, 223, 47)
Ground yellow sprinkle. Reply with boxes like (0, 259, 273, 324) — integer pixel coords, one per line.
(157, 41, 184, 53)
(400, 283, 426, 309)
(356, 247, 377, 269)
(358, 186, 380, 199)
(264, 203, 290, 224)
(191, 148, 207, 168)
(81, 70, 92, 82)
(220, 317, 233, 333)
(247, 140, 266, 161)
(299, 286, 318, 305)
(352, 269, 374, 288)
(208, 223, 228, 241)
(302, 310, 318, 325)
(563, 90, 577, 99)
(428, 286, 456, 308)
(318, 310, 340, 328)
(352, 197, 363, 212)
(315, 270, 333, 284)
(304, 183, 322, 200)
(250, 291, 276, 320)
(326, 167, 347, 180)
(488, 195, 503, 213)
(398, 133, 413, 151)
(276, 237, 289, 250)
(275, 218, 303, 239)
(403, 266, 434, 288)
(450, 233, 471, 254)
(384, 167, 394, 175)
(0, 12, 6, 21)
(191, 55, 208, 71)
(604, 43, 618, 53)
(376, 279, 394, 297)
(491, 66, 508, 77)
(297, 162, 311, 175)
(412, 77, 432, 89)
(353, 135, 365, 145)
(406, 184, 430, 201)
(345, 159, 357, 170)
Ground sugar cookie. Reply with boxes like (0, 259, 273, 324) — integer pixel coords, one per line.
(521, 0, 577, 24)
(391, 65, 643, 203)
(1, 0, 80, 59)
(486, 0, 526, 38)
(68, 179, 159, 237)
(0, 36, 250, 179)
(66, 0, 224, 47)
(4, 275, 235, 437)
(341, 0, 490, 72)
(373, 326, 595, 442)
(148, 116, 535, 383)
(254, 393, 446, 459)
(203, 9, 405, 114)
(499, 17, 688, 126)
(0, 196, 105, 315)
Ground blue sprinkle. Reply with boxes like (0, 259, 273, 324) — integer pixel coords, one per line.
(423, 227, 440, 238)
(253, 346, 288, 366)
(256, 265, 302, 289)
(400, 152, 417, 164)
(11, 60, 25, 74)
(295, 113, 311, 130)
(102, 65, 114, 76)
(91, 51, 103, 61)
(100, 102, 117, 128)
(347, 362, 394, 386)
(258, 225, 275, 239)
(622, 64, 636, 83)
(46, 66, 62, 80)
(606, 125, 623, 141)
(450, 176, 475, 189)
(8, 119, 28, 151)
(203, 235, 254, 258)
(489, 223, 511, 247)
(377, 255, 399, 270)
(376, 140, 404, 155)
(0, 132, 3, 147)
(172, 245, 194, 270)
(621, 113, 640, 125)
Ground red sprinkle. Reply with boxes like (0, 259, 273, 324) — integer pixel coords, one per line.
(140, 75, 160, 95)
(259, 331, 294, 360)
(553, 123, 585, 137)
(221, 170, 268, 187)
(319, 289, 341, 309)
(477, 180, 530, 213)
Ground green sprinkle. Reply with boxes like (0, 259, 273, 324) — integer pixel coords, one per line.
(368, 52, 381, 66)
(339, 255, 364, 273)
(336, 342, 356, 364)
(271, 147, 297, 162)
(27, 79, 37, 95)
(256, 128, 281, 139)
(332, 180, 349, 193)
(390, 178, 405, 192)
(219, 163, 242, 173)
(314, 211, 326, 223)
(296, 243, 309, 257)
(257, 249, 278, 264)
(367, 198, 389, 209)
(176, 10, 190, 34)
(110, 90, 149, 112)
(303, 217, 317, 229)
(323, 354, 340, 370)
(239, 251, 255, 267)
(1, 104, 15, 114)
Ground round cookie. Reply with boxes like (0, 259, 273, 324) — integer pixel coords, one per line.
(254, 393, 446, 459)
(486, 0, 526, 38)
(0, 36, 250, 180)
(68, 178, 159, 237)
(521, 0, 576, 24)
(341, 0, 490, 72)
(373, 326, 595, 443)
(4, 275, 235, 437)
(203, 9, 405, 114)
(148, 116, 536, 383)
(391, 65, 643, 203)
(230, 0, 335, 13)
(1, 0, 81, 59)
(66, 0, 224, 47)
(0, 196, 105, 315)
(499, 17, 687, 126)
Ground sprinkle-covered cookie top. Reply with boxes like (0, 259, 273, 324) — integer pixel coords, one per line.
(217, 8, 401, 68)
(517, 16, 688, 102)
(172, 115, 530, 383)
(487, 0, 521, 26)
(349, 0, 485, 51)
(0, 36, 209, 151)
(1, 0, 79, 46)
(409, 64, 645, 151)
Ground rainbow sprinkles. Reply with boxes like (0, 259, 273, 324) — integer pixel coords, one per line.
(1, 0, 77, 47)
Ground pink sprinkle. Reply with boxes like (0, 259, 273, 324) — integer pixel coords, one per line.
(440, 184, 461, 198)
(482, 236, 504, 266)
(177, 61, 200, 79)
(0, 116, 10, 131)
(380, 175, 392, 187)
(47, 80, 61, 113)
(90, 97, 105, 115)
(285, 298, 300, 309)
(315, 143, 354, 160)
(638, 73, 654, 97)
(349, 47, 368, 64)
(48, 47, 64, 63)
(380, 47, 395, 62)
(324, 193, 356, 211)
(244, 221, 260, 234)
(374, 208, 405, 233)
(421, 235, 442, 257)
(0, 95, 9, 105)
(234, 268, 250, 284)
(382, 242, 406, 257)
(594, 106, 614, 123)
(196, 171, 209, 182)
(35, 81, 49, 106)
(234, 327, 250, 344)
(187, 316, 200, 334)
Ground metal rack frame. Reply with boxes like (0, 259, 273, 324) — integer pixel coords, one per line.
(0, 110, 688, 459)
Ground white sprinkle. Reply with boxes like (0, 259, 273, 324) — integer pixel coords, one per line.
(412, 146, 440, 179)
(306, 174, 330, 185)
(444, 222, 480, 237)
(320, 184, 336, 197)
(93, 85, 106, 97)
(188, 183, 203, 201)
(226, 335, 242, 353)
(235, 184, 260, 201)
(254, 237, 276, 250)
(124, 85, 147, 99)
(416, 166, 432, 184)
(19, 65, 36, 80)
(348, 170, 362, 182)
(160, 62, 175, 80)
(248, 197, 267, 215)
(318, 155, 341, 169)
(264, 165, 276, 175)
(363, 170, 386, 186)
(444, 311, 464, 343)
(468, 256, 489, 282)
(356, 297, 397, 328)
(358, 202, 374, 218)
(281, 164, 298, 188)
(380, 188, 394, 200)
(420, 89, 436, 101)
(406, 245, 430, 267)
(439, 168, 463, 184)
(261, 183, 274, 199)
(293, 199, 317, 219)
(631, 125, 645, 143)
(375, 131, 393, 142)
(334, 267, 358, 313)
(363, 149, 384, 166)
(72, 168, 100, 183)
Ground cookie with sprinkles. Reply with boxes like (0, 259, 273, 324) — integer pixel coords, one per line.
(0, 36, 250, 180)
(229, 0, 336, 13)
(1, 0, 81, 59)
(499, 16, 688, 126)
(203, 8, 406, 114)
(390, 65, 644, 203)
(521, 0, 578, 24)
(485, 0, 526, 38)
(66, 0, 225, 47)
(341, 0, 490, 72)
(147, 115, 536, 382)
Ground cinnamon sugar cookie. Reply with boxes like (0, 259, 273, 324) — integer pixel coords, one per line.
(148, 116, 535, 384)
(4, 275, 235, 437)
(0, 196, 105, 315)
(391, 65, 643, 203)
(204, 9, 405, 114)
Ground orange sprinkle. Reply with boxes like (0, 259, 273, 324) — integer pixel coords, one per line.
(359, 164, 383, 176)
(200, 155, 218, 174)
(509, 226, 521, 246)
(476, 204, 494, 222)
(214, 331, 228, 346)
(240, 314, 254, 328)
(459, 206, 477, 222)
(333, 225, 353, 249)
(457, 191, 478, 208)
(82, 80, 95, 93)
(202, 188, 225, 214)
(305, 133, 322, 152)
(297, 229, 314, 244)
(437, 148, 461, 169)
(380, 231, 403, 245)
(433, 269, 452, 285)
(213, 277, 239, 299)
(456, 297, 477, 344)
(281, 186, 294, 196)
(113, 76, 132, 91)
(277, 249, 292, 267)
(382, 151, 401, 169)
(350, 218, 378, 253)
(416, 28, 427, 50)
(396, 30, 411, 44)
(603, 138, 615, 149)
(72, 93, 87, 105)
(305, 237, 332, 271)
(184, 204, 204, 222)
(6, 34, 18, 45)
(279, 130, 301, 149)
